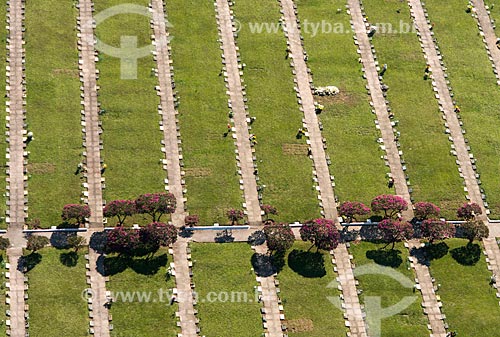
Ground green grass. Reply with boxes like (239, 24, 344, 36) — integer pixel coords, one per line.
(233, 0, 320, 222)
(277, 241, 346, 337)
(26, 248, 88, 336)
(106, 249, 178, 337)
(425, 0, 500, 217)
(0, 0, 7, 229)
(167, 0, 242, 224)
(360, 0, 465, 219)
(349, 241, 428, 337)
(428, 239, 500, 335)
(25, 0, 82, 227)
(191, 243, 262, 336)
(295, 0, 388, 207)
(95, 0, 164, 204)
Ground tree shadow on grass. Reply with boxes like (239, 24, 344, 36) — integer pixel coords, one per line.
(251, 253, 276, 277)
(50, 231, 75, 249)
(60, 251, 78, 267)
(288, 249, 326, 278)
(451, 243, 481, 266)
(18, 253, 42, 273)
(366, 249, 403, 268)
(411, 242, 449, 266)
(103, 255, 130, 276)
(129, 253, 168, 276)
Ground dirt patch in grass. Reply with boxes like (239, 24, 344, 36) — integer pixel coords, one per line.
(185, 168, 212, 177)
(282, 143, 308, 155)
(52, 68, 79, 78)
(285, 318, 314, 333)
(27, 163, 56, 174)
(316, 90, 359, 107)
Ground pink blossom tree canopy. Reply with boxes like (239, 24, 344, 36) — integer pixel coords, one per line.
(261, 204, 278, 220)
(135, 193, 176, 222)
(339, 201, 371, 223)
(227, 209, 245, 225)
(371, 195, 408, 219)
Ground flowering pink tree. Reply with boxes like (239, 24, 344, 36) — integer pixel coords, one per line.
(105, 227, 140, 255)
(457, 202, 482, 221)
(61, 204, 91, 225)
(371, 195, 408, 219)
(420, 219, 455, 244)
(263, 222, 294, 254)
(377, 219, 414, 249)
(299, 219, 340, 252)
(227, 209, 245, 225)
(139, 222, 178, 249)
(184, 215, 200, 227)
(103, 200, 136, 226)
(414, 202, 440, 220)
(461, 221, 489, 244)
(261, 204, 278, 220)
(135, 193, 176, 222)
(339, 201, 371, 223)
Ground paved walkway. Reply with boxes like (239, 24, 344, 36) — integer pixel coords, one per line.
(332, 245, 367, 337)
(214, 0, 261, 225)
(87, 245, 110, 337)
(5, 0, 27, 335)
(407, 241, 447, 337)
(172, 239, 198, 337)
(348, 0, 413, 219)
(151, 0, 186, 227)
(280, 0, 337, 220)
(6, 248, 26, 337)
(254, 244, 284, 337)
(79, 0, 103, 227)
(407, 0, 484, 217)
(471, 0, 500, 85)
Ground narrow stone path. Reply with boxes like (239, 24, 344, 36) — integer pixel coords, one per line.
(407, 240, 447, 337)
(79, 0, 103, 227)
(348, 0, 413, 218)
(279, 0, 337, 220)
(332, 244, 367, 337)
(78, 1, 110, 335)
(151, 0, 186, 227)
(254, 243, 284, 337)
(214, 0, 261, 225)
(470, 0, 500, 85)
(5, 0, 27, 335)
(407, 0, 484, 217)
(172, 239, 198, 337)
(87, 244, 110, 337)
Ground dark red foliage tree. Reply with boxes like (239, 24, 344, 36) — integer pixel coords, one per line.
(227, 209, 245, 225)
(185, 215, 200, 227)
(62, 204, 91, 225)
(263, 222, 294, 254)
(103, 200, 136, 226)
(261, 204, 278, 220)
(420, 219, 455, 244)
(377, 219, 414, 249)
(461, 221, 489, 244)
(414, 202, 440, 220)
(457, 202, 482, 221)
(105, 227, 140, 255)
